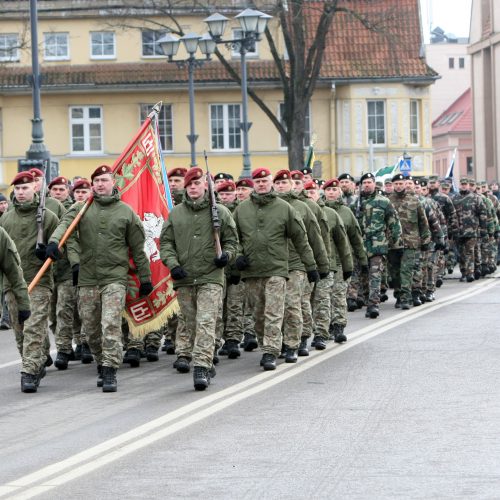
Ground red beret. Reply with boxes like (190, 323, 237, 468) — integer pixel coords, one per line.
(273, 169, 291, 182)
(251, 168, 271, 179)
(29, 168, 44, 178)
(91, 165, 113, 181)
(216, 180, 236, 193)
(304, 180, 318, 190)
(48, 176, 69, 189)
(167, 167, 187, 178)
(236, 179, 254, 189)
(323, 178, 340, 190)
(184, 167, 204, 187)
(290, 170, 304, 180)
(73, 178, 91, 191)
(11, 172, 35, 186)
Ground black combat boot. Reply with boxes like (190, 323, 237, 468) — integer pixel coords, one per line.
(401, 302, 411, 310)
(21, 372, 38, 393)
(124, 348, 141, 368)
(365, 304, 379, 319)
(380, 292, 389, 302)
(45, 354, 53, 367)
(261, 353, 276, 371)
(356, 298, 365, 309)
(193, 366, 210, 391)
(173, 356, 191, 373)
(68, 349, 76, 361)
(395, 298, 401, 309)
(163, 338, 175, 355)
(55, 351, 70, 370)
(242, 332, 258, 352)
(466, 274, 474, 283)
(425, 291, 435, 302)
(334, 324, 348, 342)
(411, 291, 422, 307)
(74, 344, 83, 361)
(146, 345, 159, 362)
(298, 337, 309, 356)
(218, 343, 229, 356)
(285, 347, 298, 363)
(436, 278, 443, 288)
(81, 343, 94, 364)
(278, 343, 286, 359)
(313, 336, 327, 350)
(347, 298, 357, 312)
(226, 339, 241, 359)
(474, 269, 482, 280)
(102, 366, 117, 392)
(96, 365, 103, 388)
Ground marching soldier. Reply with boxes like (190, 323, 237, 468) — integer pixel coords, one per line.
(47, 165, 153, 392)
(0, 172, 59, 393)
(167, 167, 187, 205)
(160, 167, 238, 390)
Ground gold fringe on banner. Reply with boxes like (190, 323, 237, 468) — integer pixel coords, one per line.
(124, 298, 179, 339)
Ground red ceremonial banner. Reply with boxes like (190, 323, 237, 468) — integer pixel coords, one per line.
(113, 115, 178, 336)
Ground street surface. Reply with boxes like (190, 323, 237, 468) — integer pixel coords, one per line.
(0, 272, 499, 499)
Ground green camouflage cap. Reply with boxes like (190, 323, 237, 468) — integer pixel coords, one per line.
(428, 174, 439, 182)
(459, 176, 469, 184)
(468, 178, 476, 185)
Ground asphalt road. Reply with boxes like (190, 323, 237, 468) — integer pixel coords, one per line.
(0, 273, 499, 500)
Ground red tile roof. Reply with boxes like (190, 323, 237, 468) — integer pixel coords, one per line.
(0, 0, 437, 92)
(432, 88, 472, 137)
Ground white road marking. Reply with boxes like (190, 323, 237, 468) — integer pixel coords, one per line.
(0, 277, 498, 499)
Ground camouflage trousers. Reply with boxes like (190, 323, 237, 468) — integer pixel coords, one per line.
(282, 270, 306, 349)
(411, 251, 423, 292)
(215, 280, 245, 347)
(481, 236, 495, 267)
(73, 303, 83, 346)
(331, 272, 349, 327)
(176, 284, 223, 369)
(78, 283, 126, 369)
(474, 239, 482, 271)
(52, 280, 77, 354)
(311, 272, 334, 340)
(245, 276, 286, 357)
(457, 237, 477, 277)
(390, 249, 417, 304)
(360, 255, 385, 305)
(166, 313, 179, 342)
(6, 286, 51, 375)
(243, 286, 256, 337)
(127, 326, 165, 350)
(445, 240, 458, 272)
(347, 260, 361, 300)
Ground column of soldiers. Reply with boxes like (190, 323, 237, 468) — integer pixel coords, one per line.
(0, 163, 498, 394)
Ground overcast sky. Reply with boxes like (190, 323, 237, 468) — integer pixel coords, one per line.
(420, 0, 473, 41)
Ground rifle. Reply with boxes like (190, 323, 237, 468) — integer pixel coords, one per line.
(203, 150, 222, 258)
(36, 160, 48, 251)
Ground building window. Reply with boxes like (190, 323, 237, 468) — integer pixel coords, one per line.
(142, 30, 167, 57)
(140, 104, 173, 152)
(231, 29, 258, 58)
(459, 57, 465, 69)
(410, 100, 420, 145)
(0, 34, 19, 62)
(367, 100, 385, 145)
(91, 32, 115, 59)
(467, 156, 473, 175)
(278, 102, 311, 149)
(210, 104, 241, 150)
(448, 57, 455, 69)
(70, 106, 103, 154)
(44, 32, 69, 60)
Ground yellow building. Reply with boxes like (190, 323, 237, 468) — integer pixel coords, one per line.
(0, 0, 437, 189)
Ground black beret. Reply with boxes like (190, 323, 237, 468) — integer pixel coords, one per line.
(360, 172, 375, 183)
(392, 173, 405, 182)
(338, 173, 354, 181)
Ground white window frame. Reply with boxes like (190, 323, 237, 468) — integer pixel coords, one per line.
(278, 102, 311, 149)
(367, 100, 386, 146)
(140, 103, 174, 152)
(0, 33, 19, 62)
(231, 28, 258, 58)
(90, 31, 116, 60)
(69, 106, 104, 155)
(44, 32, 70, 61)
(141, 29, 167, 58)
(209, 104, 242, 151)
(409, 99, 420, 146)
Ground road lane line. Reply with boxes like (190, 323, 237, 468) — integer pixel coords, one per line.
(1, 276, 498, 499)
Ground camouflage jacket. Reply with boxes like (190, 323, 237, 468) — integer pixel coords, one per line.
(359, 192, 402, 257)
(419, 196, 445, 245)
(52, 196, 75, 284)
(429, 189, 459, 239)
(389, 191, 431, 250)
(321, 203, 353, 274)
(481, 194, 497, 235)
(452, 190, 488, 238)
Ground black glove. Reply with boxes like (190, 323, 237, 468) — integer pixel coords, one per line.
(214, 252, 229, 268)
(45, 241, 62, 260)
(139, 281, 154, 297)
(343, 271, 352, 281)
(319, 271, 330, 279)
(435, 241, 446, 251)
(18, 310, 31, 324)
(72, 264, 80, 286)
(360, 265, 369, 275)
(307, 270, 320, 283)
(34, 243, 46, 261)
(170, 266, 188, 281)
(228, 275, 241, 285)
(421, 243, 431, 251)
(235, 256, 250, 271)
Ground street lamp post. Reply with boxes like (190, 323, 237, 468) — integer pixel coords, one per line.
(159, 33, 215, 167)
(205, 9, 272, 179)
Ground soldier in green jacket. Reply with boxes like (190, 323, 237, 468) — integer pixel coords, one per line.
(0, 172, 59, 393)
(233, 167, 318, 371)
(48, 165, 152, 393)
(160, 167, 238, 390)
